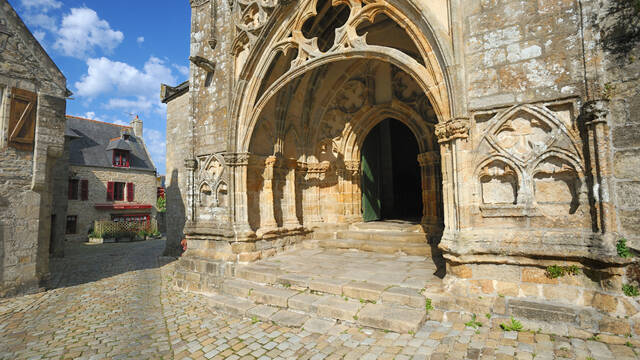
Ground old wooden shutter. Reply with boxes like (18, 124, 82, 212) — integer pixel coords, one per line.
(106, 182, 114, 201)
(8, 88, 37, 151)
(81, 180, 89, 201)
(127, 183, 134, 202)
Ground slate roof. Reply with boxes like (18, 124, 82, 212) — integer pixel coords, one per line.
(65, 115, 156, 172)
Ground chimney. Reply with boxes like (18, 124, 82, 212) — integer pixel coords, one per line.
(131, 115, 143, 137)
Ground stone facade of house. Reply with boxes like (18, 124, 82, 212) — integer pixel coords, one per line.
(168, 0, 640, 335)
(57, 116, 158, 243)
(0, 0, 68, 297)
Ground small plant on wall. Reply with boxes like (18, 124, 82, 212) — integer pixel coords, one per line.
(622, 284, 639, 297)
(545, 265, 581, 279)
(617, 238, 633, 258)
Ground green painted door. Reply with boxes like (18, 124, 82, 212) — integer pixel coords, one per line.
(361, 124, 381, 222)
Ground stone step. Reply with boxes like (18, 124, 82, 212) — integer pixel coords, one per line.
(221, 279, 299, 307)
(337, 230, 428, 244)
(357, 303, 427, 333)
(317, 238, 431, 256)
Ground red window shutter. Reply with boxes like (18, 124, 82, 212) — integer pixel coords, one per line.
(8, 88, 37, 152)
(107, 182, 114, 201)
(81, 180, 89, 201)
(127, 183, 134, 202)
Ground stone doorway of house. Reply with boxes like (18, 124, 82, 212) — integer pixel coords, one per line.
(361, 118, 422, 222)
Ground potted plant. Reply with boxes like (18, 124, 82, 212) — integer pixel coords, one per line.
(103, 230, 116, 243)
(88, 230, 103, 244)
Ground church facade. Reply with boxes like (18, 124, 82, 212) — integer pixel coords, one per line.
(167, 0, 640, 334)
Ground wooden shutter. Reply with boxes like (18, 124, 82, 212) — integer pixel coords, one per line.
(8, 88, 37, 151)
(127, 183, 134, 202)
(81, 180, 89, 201)
(107, 182, 114, 201)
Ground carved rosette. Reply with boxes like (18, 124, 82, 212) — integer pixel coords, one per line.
(435, 117, 470, 143)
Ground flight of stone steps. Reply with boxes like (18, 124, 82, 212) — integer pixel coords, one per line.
(311, 221, 434, 256)
(206, 263, 439, 333)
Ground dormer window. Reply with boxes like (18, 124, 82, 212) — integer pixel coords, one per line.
(113, 149, 130, 167)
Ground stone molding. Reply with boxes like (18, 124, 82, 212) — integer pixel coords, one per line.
(190, 0, 210, 7)
(223, 152, 250, 167)
(435, 117, 469, 143)
(417, 151, 440, 166)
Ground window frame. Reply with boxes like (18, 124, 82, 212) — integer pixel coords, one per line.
(113, 149, 130, 168)
(68, 179, 79, 200)
(113, 182, 126, 201)
(65, 215, 77, 234)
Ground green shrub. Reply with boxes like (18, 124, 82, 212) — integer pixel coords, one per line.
(157, 196, 166, 213)
(545, 265, 581, 279)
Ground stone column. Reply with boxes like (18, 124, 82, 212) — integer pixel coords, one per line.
(295, 162, 308, 226)
(258, 155, 279, 235)
(283, 158, 301, 229)
(224, 152, 254, 240)
(434, 117, 470, 235)
(582, 100, 616, 235)
(344, 160, 361, 223)
(417, 151, 441, 227)
(305, 162, 330, 225)
(184, 158, 198, 225)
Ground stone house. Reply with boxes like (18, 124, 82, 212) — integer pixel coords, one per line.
(58, 115, 158, 243)
(168, 0, 640, 336)
(0, 0, 69, 297)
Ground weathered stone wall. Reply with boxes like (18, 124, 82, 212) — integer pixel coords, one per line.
(65, 165, 157, 242)
(0, 0, 67, 297)
(165, 90, 190, 256)
(50, 139, 70, 258)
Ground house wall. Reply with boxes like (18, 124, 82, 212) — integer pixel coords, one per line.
(0, 0, 67, 297)
(65, 165, 157, 242)
(164, 91, 190, 256)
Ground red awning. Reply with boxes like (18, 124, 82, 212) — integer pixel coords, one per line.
(94, 203, 152, 210)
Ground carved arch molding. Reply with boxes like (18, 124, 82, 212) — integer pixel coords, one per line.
(232, 0, 453, 152)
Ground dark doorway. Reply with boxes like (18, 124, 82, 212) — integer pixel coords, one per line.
(361, 119, 422, 222)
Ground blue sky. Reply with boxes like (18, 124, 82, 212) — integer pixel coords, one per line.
(9, 0, 192, 175)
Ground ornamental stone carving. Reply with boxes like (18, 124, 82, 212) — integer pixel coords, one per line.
(435, 117, 470, 143)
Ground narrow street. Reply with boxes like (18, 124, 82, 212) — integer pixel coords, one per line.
(0, 240, 636, 359)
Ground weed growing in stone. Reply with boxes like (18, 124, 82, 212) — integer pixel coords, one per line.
(464, 314, 482, 329)
(485, 313, 491, 319)
(408, 330, 415, 335)
(622, 283, 640, 297)
(545, 265, 580, 279)
(500, 317, 523, 332)
(617, 238, 633, 258)
(251, 316, 258, 324)
(425, 298, 434, 313)
(626, 341, 634, 348)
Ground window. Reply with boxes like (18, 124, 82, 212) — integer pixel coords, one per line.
(68, 179, 79, 200)
(113, 150, 129, 167)
(8, 88, 37, 151)
(65, 215, 77, 234)
(107, 181, 134, 201)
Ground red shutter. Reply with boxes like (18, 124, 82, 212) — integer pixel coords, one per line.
(81, 180, 89, 201)
(127, 183, 134, 202)
(107, 182, 114, 201)
(8, 88, 37, 151)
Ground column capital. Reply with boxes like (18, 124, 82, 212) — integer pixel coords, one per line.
(223, 152, 251, 167)
(435, 117, 470, 143)
(417, 151, 441, 166)
(184, 158, 198, 169)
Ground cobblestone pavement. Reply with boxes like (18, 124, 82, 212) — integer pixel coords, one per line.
(0, 240, 638, 359)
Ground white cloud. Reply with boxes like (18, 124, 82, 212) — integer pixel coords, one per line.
(105, 97, 154, 113)
(173, 64, 189, 77)
(33, 30, 46, 42)
(84, 111, 99, 120)
(112, 119, 129, 126)
(53, 8, 124, 59)
(137, 36, 145, 44)
(25, 13, 58, 32)
(75, 56, 176, 98)
(21, 0, 61, 11)
(143, 128, 166, 169)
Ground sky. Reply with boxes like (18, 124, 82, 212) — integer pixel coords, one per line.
(9, 0, 192, 175)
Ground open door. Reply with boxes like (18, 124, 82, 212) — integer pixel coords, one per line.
(361, 119, 422, 222)
(361, 124, 382, 221)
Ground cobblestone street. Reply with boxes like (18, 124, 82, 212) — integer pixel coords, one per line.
(0, 240, 637, 359)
